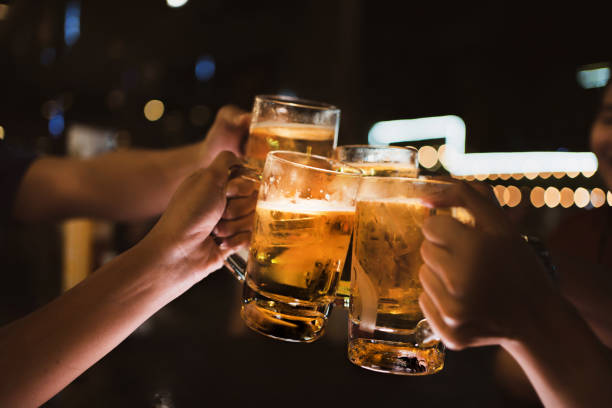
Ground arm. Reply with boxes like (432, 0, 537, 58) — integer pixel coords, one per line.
(13, 105, 251, 222)
(0, 152, 257, 407)
(418, 181, 612, 408)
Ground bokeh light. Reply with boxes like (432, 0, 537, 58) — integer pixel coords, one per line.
(608, 191, 612, 206)
(530, 187, 545, 208)
(525, 172, 538, 180)
(553, 172, 565, 179)
(499, 174, 512, 180)
(560, 187, 574, 208)
(493, 185, 506, 206)
(437, 144, 447, 167)
(504, 185, 521, 207)
(539, 172, 552, 179)
(144, 99, 165, 121)
(0, 125, 4, 140)
(574, 187, 590, 208)
(591, 188, 605, 208)
(582, 170, 596, 178)
(488, 173, 499, 180)
(510, 173, 523, 180)
(195, 55, 215, 81)
(418, 145, 438, 168)
(544, 187, 560, 208)
(567, 171, 580, 178)
(0, 4, 9, 20)
(167, 0, 189, 7)
(48, 114, 65, 136)
(475, 173, 489, 181)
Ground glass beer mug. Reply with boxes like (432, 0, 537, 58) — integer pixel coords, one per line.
(226, 95, 341, 275)
(348, 177, 472, 375)
(332, 145, 419, 303)
(244, 95, 340, 170)
(228, 151, 362, 343)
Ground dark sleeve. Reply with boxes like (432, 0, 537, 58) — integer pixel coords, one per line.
(0, 142, 37, 225)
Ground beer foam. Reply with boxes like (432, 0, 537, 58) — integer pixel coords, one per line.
(251, 122, 335, 141)
(257, 198, 355, 214)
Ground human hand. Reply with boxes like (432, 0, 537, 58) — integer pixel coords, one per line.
(146, 151, 258, 283)
(200, 105, 251, 165)
(417, 181, 557, 350)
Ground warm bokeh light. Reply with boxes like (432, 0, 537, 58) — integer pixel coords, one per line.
(475, 173, 489, 181)
(525, 172, 538, 180)
(437, 144, 447, 167)
(574, 187, 590, 208)
(0, 5, 9, 20)
(608, 191, 612, 206)
(544, 187, 560, 208)
(582, 170, 596, 178)
(591, 188, 605, 208)
(530, 187, 545, 208)
(539, 172, 552, 179)
(499, 174, 512, 180)
(464, 175, 475, 181)
(553, 172, 565, 179)
(167, 0, 189, 7)
(560, 187, 574, 208)
(504, 186, 521, 207)
(0, 125, 4, 140)
(567, 171, 580, 178)
(493, 185, 506, 206)
(144, 99, 165, 121)
(510, 173, 523, 180)
(488, 173, 499, 180)
(418, 145, 438, 168)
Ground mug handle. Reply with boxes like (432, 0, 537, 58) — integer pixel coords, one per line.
(223, 163, 261, 282)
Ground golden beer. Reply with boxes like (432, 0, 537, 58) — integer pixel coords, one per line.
(348, 197, 445, 375)
(246, 199, 354, 305)
(347, 163, 418, 178)
(245, 123, 336, 169)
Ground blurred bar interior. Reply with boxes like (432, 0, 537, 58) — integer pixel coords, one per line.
(0, 0, 610, 406)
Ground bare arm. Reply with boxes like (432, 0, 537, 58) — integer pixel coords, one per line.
(12, 105, 250, 222)
(0, 152, 257, 407)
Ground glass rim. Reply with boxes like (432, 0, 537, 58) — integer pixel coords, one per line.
(255, 94, 339, 111)
(267, 150, 363, 177)
(336, 144, 418, 154)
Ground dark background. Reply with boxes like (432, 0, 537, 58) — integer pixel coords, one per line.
(1, 1, 610, 406)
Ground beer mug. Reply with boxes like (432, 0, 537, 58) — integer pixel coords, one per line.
(230, 151, 362, 343)
(348, 177, 472, 375)
(227, 95, 341, 271)
(333, 145, 419, 303)
(244, 95, 340, 170)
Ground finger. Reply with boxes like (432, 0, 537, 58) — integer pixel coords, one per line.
(218, 231, 252, 258)
(214, 212, 255, 237)
(422, 181, 506, 232)
(207, 151, 241, 186)
(419, 292, 468, 351)
(226, 177, 259, 198)
(216, 105, 248, 127)
(422, 215, 474, 249)
(419, 264, 467, 324)
(223, 192, 257, 219)
(420, 240, 465, 297)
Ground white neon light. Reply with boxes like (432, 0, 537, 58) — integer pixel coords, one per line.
(368, 115, 598, 176)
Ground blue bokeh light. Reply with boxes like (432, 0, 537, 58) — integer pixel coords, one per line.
(49, 114, 65, 136)
(195, 56, 215, 81)
(64, 1, 81, 46)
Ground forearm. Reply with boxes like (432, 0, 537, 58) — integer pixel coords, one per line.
(14, 143, 206, 222)
(0, 237, 195, 407)
(502, 295, 612, 407)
